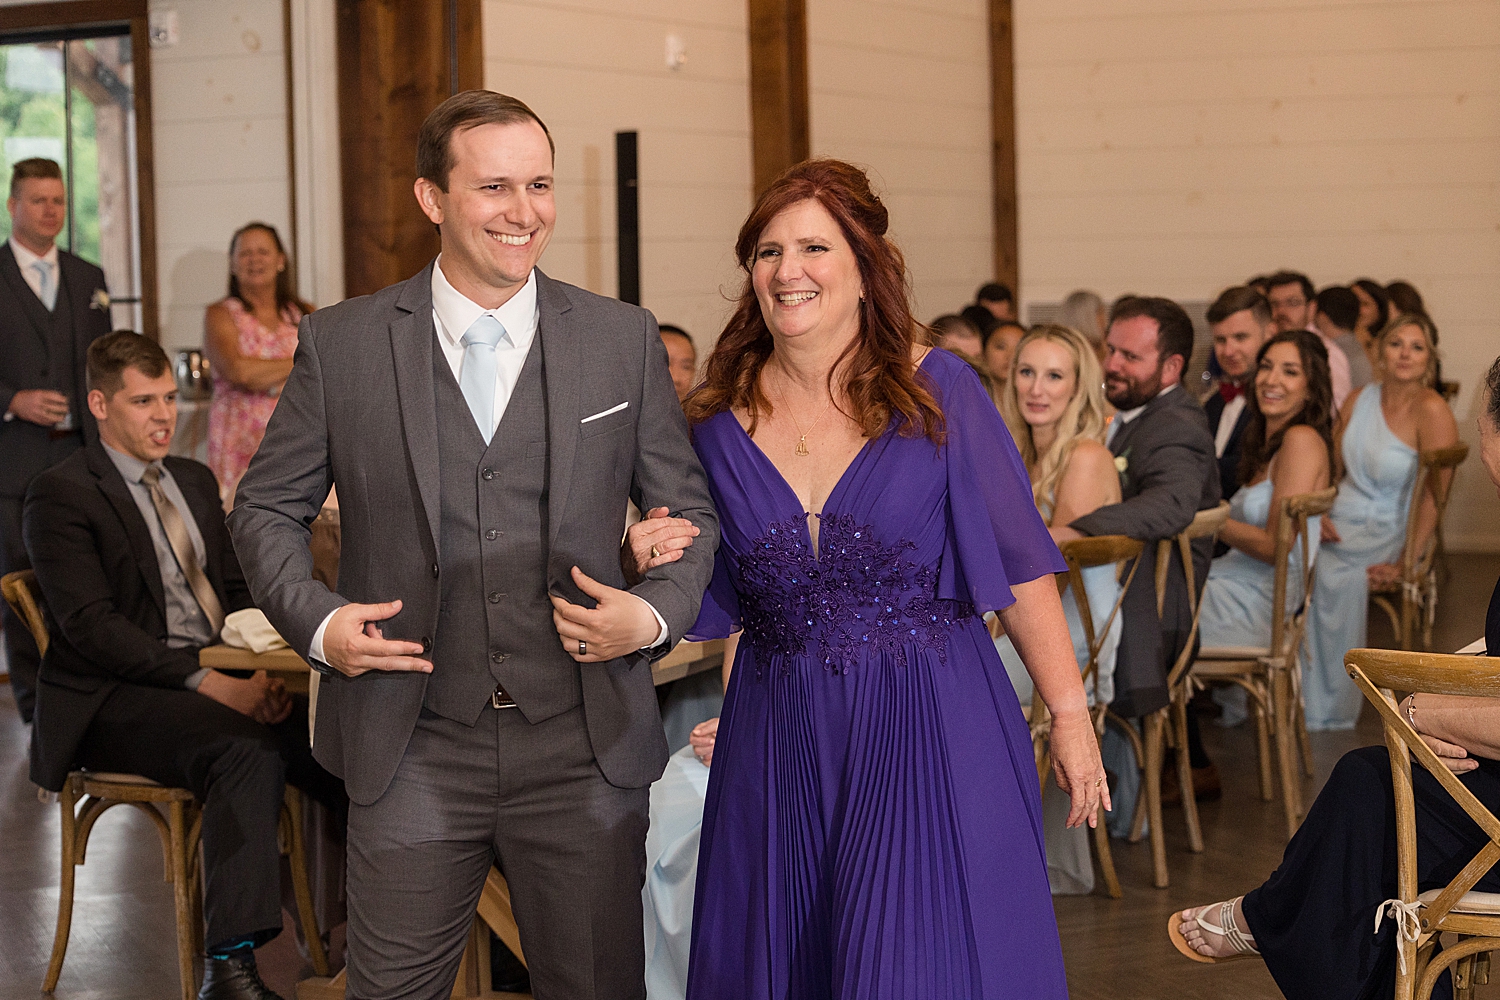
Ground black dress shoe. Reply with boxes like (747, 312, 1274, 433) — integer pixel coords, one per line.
(198, 952, 286, 1000)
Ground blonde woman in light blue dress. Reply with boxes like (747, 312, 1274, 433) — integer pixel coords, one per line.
(1199, 331, 1335, 726)
(994, 324, 1121, 893)
(1304, 314, 1458, 730)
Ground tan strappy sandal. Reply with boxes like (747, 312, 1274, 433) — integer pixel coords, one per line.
(1168, 897, 1260, 965)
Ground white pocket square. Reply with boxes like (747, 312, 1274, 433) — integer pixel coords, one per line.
(581, 401, 629, 424)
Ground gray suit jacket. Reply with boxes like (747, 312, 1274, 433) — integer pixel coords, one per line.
(228, 266, 719, 804)
(1071, 385, 1220, 717)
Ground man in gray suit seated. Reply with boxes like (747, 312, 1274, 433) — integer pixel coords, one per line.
(228, 91, 719, 999)
(1052, 296, 1222, 797)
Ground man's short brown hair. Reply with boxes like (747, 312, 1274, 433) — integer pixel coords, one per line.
(9, 157, 63, 198)
(87, 331, 171, 398)
(415, 90, 553, 192)
(1207, 285, 1271, 327)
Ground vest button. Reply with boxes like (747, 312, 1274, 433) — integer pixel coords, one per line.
(490, 650, 506, 664)
(485, 529, 499, 540)
(481, 467, 495, 481)
(431, 563, 439, 578)
(421, 636, 432, 652)
(488, 591, 502, 604)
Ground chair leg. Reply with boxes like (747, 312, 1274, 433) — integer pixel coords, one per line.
(1091, 803, 1122, 899)
(43, 777, 80, 993)
(169, 800, 198, 1000)
(1141, 713, 1168, 888)
(1254, 687, 1275, 801)
(283, 790, 330, 976)
(1172, 698, 1204, 853)
(1272, 668, 1304, 838)
(1128, 714, 1154, 845)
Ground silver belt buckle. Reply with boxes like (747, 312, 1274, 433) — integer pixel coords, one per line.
(490, 686, 518, 710)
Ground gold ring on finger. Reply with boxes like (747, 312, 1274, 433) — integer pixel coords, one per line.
(650, 545, 661, 558)
(1093, 777, 1104, 787)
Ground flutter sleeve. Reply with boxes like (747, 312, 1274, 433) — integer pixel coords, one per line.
(935, 357, 1066, 614)
(685, 546, 741, 641)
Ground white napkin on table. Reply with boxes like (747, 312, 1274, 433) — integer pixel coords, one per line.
(220, 608, 290, 654)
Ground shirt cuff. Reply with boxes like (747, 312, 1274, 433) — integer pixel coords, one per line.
(309, 608, 338, 670)
(183, 668, 211, 691)
(641, 600, 669, 651)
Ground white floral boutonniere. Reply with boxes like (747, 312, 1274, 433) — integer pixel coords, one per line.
(1114, 447, 1132, 482)
(90, 288, 111, 312)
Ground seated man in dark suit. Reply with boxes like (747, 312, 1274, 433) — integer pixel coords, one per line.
(1203, 286, 1272, 502)
(1052, 296, 1223, 801)
(24, 332, 343, 1000)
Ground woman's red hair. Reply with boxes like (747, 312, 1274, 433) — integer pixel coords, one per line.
(684, 158, 945, 443)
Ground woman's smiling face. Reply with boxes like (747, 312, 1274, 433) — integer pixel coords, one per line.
(751, 198, 864, 345)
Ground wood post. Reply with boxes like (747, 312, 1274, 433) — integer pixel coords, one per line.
(747, 0, 809, 196)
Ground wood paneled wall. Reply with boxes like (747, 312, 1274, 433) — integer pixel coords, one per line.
(988, 0, 1017, 297)
(336, 0, 481, 297)
(747, 0, 809, 195)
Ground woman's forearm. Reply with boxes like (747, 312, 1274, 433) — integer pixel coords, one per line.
(995, 575, 1088, 720)
(1411, 693, 1500, 761)
(1219, 517, 1276, 564)
(220, 356, 294, 393)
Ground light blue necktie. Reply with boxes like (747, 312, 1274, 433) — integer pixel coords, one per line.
(31, 260, 56, 311)
(459, 314, 508, 441)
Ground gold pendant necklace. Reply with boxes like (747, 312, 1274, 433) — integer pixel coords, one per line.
(772, 370, 834, 457)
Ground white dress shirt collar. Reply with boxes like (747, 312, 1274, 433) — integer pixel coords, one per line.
(1116, 382, 1177, 427)
(431, 258, 538, 351)
(9, 235, 58, 272)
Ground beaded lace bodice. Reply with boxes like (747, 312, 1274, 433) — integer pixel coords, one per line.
(736, 512, 975, 673)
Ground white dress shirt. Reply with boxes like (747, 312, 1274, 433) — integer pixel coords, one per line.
(1214, 392, 1248, 459)
(309, 262, 666, 667)
(9, 236, 58, 309)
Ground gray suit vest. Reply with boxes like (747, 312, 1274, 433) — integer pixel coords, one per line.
(424, 334, 584, 726)
(47, 267, 77, 398)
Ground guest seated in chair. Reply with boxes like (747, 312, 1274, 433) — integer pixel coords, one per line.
(1169, 353, 1500, 1000)
(24, 331, 344, 1000)
(1199, 330, 1334, 727)
(994, 323, 1121, 892)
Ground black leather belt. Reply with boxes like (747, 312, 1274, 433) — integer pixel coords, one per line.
(490, 685, 518, 710)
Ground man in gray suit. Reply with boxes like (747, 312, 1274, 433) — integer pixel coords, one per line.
(228, 91, 719, 1000)
(1052, 296, 1220, 726)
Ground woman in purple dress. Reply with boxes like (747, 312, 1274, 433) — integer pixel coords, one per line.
(638, 159, 1107, 998)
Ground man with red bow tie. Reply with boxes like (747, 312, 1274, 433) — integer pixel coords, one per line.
(1203, 285, 1273, 501)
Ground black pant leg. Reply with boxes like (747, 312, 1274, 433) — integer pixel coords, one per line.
(1, 494, 40, 721)
(75, 684, 329, 949)
(1241, 745, 1500, 1000)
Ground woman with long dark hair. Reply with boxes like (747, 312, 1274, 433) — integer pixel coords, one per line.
(1351, 278, 1390, 365)
(662, 159, 1102, 998)
(1196, 330, 1335, 723)
(204, 222, 313, 504)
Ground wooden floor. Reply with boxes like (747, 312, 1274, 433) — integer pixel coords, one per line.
(2, 555, 1497, 999)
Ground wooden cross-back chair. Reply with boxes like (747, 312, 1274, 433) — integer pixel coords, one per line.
(1370, 444, 1468, 651)
(1027, 534, 1143, 899)
(1187, 487, 1337, 842)
(1347, 647, 1500, 1000)
(1, 569, 329, 1000)
(1118, 501, 1230, 889)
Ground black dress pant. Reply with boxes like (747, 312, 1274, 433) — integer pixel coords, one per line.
(75, 683, 346, 949)
(1242, 745, 1500, 1000)
(1, 494, 41, 721)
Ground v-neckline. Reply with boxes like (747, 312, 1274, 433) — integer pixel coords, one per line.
(726, 350, 937, 559)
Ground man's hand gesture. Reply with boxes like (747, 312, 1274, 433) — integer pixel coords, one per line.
(552, 566, 661, 662)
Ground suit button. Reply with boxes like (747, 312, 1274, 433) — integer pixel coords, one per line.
(432, 563, 440, 578)
(486, 529, 499, 541)
(481, 467, 495, 481)
(421, 636, 432, 652)
(490, 650, 506, 664)
(488, 591, 502, 604)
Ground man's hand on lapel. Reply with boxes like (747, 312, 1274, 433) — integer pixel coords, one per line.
(322, 599, 433, 677)
(552, 566, 661, 662)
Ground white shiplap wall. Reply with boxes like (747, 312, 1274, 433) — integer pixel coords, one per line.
(148, 0, 293, 351)
(807, 0, 994, 325)
(1013, 0, 1500, 550)
(482, 0, 753, 356)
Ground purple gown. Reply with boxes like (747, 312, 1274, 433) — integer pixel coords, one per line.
(684, 349, 1070, 999)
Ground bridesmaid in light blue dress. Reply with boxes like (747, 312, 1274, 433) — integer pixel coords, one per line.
(1200, 332, 1334, 730)
(1304, 314, 1458, 730)
(994, 324, 1122, 893)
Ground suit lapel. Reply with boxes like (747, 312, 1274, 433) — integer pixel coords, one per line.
(389, 266, 443, 554)
(0, 243, 52, 350)
(87, 444, 167, 621)
(535, 271, 579, 548)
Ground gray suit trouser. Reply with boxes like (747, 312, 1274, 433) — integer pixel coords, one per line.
(346, 702, 649, 1000)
